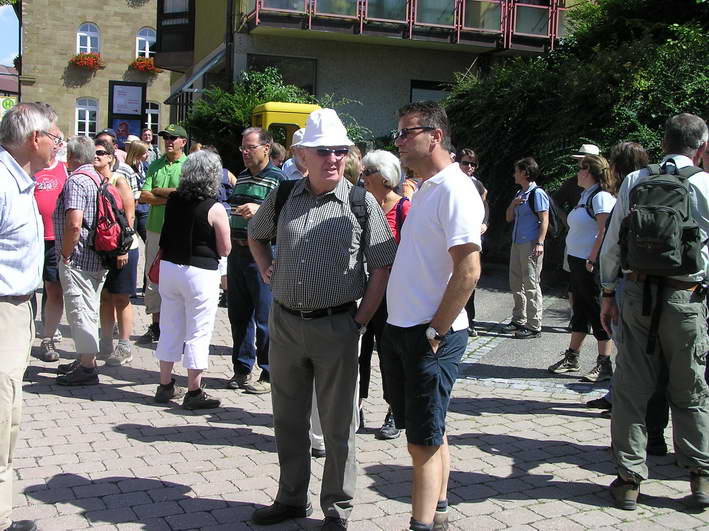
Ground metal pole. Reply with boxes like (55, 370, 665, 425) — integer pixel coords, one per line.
(225, 0, 235, 88)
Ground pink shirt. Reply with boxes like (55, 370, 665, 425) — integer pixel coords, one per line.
(384, 197, 411, 244)
(34, 161, 68, 240)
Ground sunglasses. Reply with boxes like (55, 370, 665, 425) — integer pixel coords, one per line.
(460, 161, 478, 168)
(162, 135, 178, 141)
(392, 126, 435, 141)
(362, 168, 379, 177)
(95, 150, 111, 157)
(314, 147, 349, 158)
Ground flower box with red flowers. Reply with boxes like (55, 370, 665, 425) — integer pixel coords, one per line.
(69, 53, 105, 71)
(129, 57, 163, 74)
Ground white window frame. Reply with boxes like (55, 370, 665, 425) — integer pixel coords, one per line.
(144, 102, 160, 142)
(75, 98, 98, 137)
(76, 23, 101, 54)
(136, 27, 157, 58)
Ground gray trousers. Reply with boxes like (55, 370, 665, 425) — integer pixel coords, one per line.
(612, 279, 709, 481)
(269, 303, 359, 519)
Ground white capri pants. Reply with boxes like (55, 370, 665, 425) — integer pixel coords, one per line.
(155, 260, 220, 370)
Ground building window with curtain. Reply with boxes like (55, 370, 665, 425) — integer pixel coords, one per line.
(144, 102, 160, 141)
(136, 28, 157, 58)
(76, 23, 100, 54)
(76, 98, 98, 137)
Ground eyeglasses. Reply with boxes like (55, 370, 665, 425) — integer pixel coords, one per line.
(314, 147, 349, 158)
(41, 131, 64, 146)
(460, 161, 478, 168)
(239, 144, 267, 153)
(163, 135, 178, 141)
(95, 150, 111, 157)
(392, 126, 435, 141)
(362, 168, 379, 177)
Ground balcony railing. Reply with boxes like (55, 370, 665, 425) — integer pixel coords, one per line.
(243, 0, 570, 51)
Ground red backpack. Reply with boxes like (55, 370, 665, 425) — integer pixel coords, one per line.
(75, 170, 135, 266)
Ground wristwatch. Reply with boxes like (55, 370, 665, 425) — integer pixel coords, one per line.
(425, 326, 444, 341)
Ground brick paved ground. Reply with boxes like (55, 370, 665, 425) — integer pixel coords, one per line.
(15, 271, 708, 530)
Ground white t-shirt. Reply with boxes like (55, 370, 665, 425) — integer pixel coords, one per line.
(565, 184, 615, 260)
(387, 163, 483, 331)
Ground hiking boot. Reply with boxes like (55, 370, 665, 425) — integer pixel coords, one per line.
(57, 359, 80, 375)
(252, 501, 313, 525)
(609, 476, 639, 510)
(690, 472, 709, 508)
(182, 388, 221, 410)
(52, 329, 62, 343)
(243, 377, 271, 394)
(548, 349, 580, 374)
(105, 342, 133, 367)
(646, 434, 668, 456)
(432, 510, 449, 531)
(376, 408, 401, 440)
(38, 339, 59, 362)
(56, 365, 99, 386)
(136, 323, 160, 345)
(501, 321, 524, 332)
(227, 371, 253, 389)
(6, 521, 37, 531)
(586, 396, 612, 410)
(154, 379, 185, 403)
(581, 356, 613, 383)
(515, 328, 541, 339)
(322, 516, 348, 530)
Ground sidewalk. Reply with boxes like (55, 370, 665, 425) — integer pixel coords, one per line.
(14, 267, 708, 530)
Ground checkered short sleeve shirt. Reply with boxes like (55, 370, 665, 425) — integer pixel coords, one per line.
(249, 177, 397, 311)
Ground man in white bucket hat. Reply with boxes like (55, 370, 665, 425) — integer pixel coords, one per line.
(248, 109, 397, 530)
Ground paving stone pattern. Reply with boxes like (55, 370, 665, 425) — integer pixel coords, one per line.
(16, 268, 705, 530)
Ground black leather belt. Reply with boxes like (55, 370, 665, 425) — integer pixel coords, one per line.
(625, 272, 700, 291)
(0, 294, 33, 304)
(277, 301, 356, 320)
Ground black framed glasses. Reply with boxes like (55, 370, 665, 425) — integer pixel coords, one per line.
(41, 131, 64, 146)
(239, 143, 267, 152)
(392, 126, 435, 141)
(314, 147, 349, 158)
(362, 168, 379, 177)
(460, 161, 478, 168)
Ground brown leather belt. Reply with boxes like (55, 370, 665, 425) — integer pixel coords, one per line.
(232, 238, 250, 247)
(277, 301, 356, 320)
(0, 294, 34, 304)
(625, 272, 701, 291)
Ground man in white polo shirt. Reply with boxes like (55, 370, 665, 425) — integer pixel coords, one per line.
(381, 102, 483, 531)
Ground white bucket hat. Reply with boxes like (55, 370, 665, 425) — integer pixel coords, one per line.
(571, 143, 600, 159)
(291, 128, 305, 147)
(294, 109, 353, 148)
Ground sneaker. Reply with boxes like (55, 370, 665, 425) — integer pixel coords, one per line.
(218, 291, 228, 308)
(581, 357, 613, 383)
(690, 472, 709, 508)
(252, 501, 313, 526)
(154, 379, 185, 403)
(243, 378, 271, 395)
(501, 321, 524, 332)
(136, 323, 160, 345)
(227, 371, 253, 389)
(432, 510, 449, 531)
(52, 329, 62, 343)
(105, 342, 133, 367)
(38, 339, 59, 362)
(467, 326, 478, 337)
(321, 516, 347, 530)
(182, 388, 221, 410)
(57, 359, 80, 375)
(56, 366, 99, 386)
(548, 349, 580, 374)
(311, 447, 326, 458)
(515, 328, 541, 339)
(586, 397, 612, 410)
(376, 408, 401, 440)
(609, 476, 639, 511)
(6, 521, 37, 531)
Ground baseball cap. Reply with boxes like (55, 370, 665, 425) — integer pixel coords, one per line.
(158, 124, 188, 138)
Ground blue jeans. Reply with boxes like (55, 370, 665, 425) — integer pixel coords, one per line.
(227, 246, 271, 379)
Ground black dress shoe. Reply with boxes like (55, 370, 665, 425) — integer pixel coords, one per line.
(322, 516, 348, 530)
(312, 447, 326, 458)
(646, 436, 668, 456)
(252, 501, 313, 525)
(7, 521, 37, 531)
(586, 397, 612, 410)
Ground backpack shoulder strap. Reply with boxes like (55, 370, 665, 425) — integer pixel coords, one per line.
(395, 196, 409, 235)
(527, 187, 539, 219)
(273, 179, 297, 226)
(677, 165, 703, 179)
(646, 164, 662, 177)
(349, 184, 368, 230)
(584, 186, 602, 220)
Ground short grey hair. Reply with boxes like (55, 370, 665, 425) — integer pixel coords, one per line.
(66, 136, 96, 166)
(178, 150, 222, 200)
(0, 102, 57, 150)
(362, 150, 402, 189)
(664, 113, 708, 157)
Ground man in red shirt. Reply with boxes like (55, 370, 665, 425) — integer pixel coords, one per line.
(34, 142, 68, 361)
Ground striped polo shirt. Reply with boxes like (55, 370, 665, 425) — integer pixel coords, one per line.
(229, 162, 284, 239)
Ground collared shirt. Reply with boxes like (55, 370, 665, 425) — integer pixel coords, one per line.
(248, 176, 397, 310)
(281, 158, 305, 181)
(387, 162, 483, 331)
(512, 182, 549, 244)
(0, 146, 44, 296)
(229, 162, 284, 239)
(53, 164, 104, 272)
(600, 155, 709, 291)
(142, 153, 187, 233)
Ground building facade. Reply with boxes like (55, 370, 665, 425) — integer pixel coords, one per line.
(19, 0, 171, 142)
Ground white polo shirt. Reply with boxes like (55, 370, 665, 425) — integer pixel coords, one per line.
(387, 162, 483, 331)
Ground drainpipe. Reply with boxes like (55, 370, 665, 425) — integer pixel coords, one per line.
(225, 0, 235, 87)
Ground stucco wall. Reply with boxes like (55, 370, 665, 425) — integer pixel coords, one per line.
(20, 0, 171, 138)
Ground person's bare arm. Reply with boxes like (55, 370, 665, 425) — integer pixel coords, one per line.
(354, 267, 389, 325)
(586, 212, 610, 272)
(139, 190, 167, 206)
(151, 187, 177, 198)
(61, 210, 83, 262)
(506, 196, 523, 222)
(209, 204, 232, 257)
(428, 244, 480, 351)
(532, 210, 549, 258)
(248, 237, 274, 284)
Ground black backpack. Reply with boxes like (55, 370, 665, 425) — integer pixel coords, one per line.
(583, 187, 603, 220)
(619, 162, 704, 277)
(528, 186, 563, 239)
